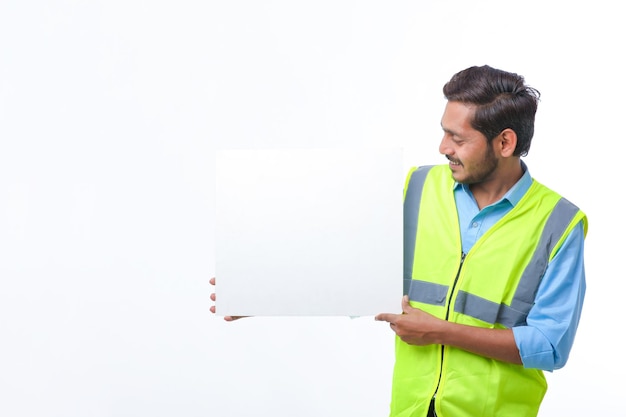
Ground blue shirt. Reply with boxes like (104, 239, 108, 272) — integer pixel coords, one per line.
(454, 164, 586, 371)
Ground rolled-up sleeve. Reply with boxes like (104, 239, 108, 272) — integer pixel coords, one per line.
(512, 221, 586, 371)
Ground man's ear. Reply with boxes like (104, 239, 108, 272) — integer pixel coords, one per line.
(495, 128, 517, 157)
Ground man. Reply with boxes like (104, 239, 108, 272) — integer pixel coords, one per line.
(374, 65, 587, 417)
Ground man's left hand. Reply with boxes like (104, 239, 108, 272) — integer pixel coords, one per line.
(375, 295, 445, 346)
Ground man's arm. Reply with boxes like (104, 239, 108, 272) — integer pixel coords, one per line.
(376, 296, 522, 365)
(512, 220, 587, 370)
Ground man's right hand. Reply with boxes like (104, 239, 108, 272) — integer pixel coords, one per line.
(210, 277, 246, 322)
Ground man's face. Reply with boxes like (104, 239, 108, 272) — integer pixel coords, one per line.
(438, 101, 498, 184)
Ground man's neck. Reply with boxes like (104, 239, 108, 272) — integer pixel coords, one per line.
(469, 160, 523, 209)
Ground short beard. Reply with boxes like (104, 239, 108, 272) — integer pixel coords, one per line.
(457, 145, 498, 185)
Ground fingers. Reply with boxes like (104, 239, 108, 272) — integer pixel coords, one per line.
(375, 313, 395, 323)
(375, 313, 399, 335)
(402, 295, 413, 314)
(209, 277, 245, 322)
(210, 281, 216, 309)
(225, 316, 247, 322)
(210, 277, 216, 315)
(377, 295, 413, 322)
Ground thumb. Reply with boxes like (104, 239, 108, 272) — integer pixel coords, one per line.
(402, 295, 413, 314)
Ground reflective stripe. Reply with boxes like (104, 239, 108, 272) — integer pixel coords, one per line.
(454, 291, 501, 324)
(408, 280, 448, 306)
(453, 197, 581, 327)
(403, 166, 434, 295)
(512, 198, 580, 309)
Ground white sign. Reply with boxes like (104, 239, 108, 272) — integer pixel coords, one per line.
(215, 148, 403, 316)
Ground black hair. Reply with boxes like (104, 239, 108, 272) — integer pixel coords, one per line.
(443, 65, 540, 156)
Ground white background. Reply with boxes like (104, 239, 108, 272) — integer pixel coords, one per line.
(0, 1, 621, 416)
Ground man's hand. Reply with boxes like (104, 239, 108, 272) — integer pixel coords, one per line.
(375, 295, 445, 346)
(209, 277, 246, 322)
(376, 295, 523, 364)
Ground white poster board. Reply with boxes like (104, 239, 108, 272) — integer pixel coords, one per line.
(215, 148, 403, 316)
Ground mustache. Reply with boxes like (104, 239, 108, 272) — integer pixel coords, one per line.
(446, 155, 462, 165)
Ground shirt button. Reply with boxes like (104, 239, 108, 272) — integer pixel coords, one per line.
(472, 222, 479, 228)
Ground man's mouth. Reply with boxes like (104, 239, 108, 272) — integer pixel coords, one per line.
(446, 156, 461, 166)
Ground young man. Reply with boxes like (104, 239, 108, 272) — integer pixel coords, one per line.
(375, 65, 587, 417)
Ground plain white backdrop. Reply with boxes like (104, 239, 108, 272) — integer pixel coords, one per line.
(0, 1, 622, 416)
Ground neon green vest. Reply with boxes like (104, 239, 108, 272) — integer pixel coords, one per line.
(391, 165, 587, 417)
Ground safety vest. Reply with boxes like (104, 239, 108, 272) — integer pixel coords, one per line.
(391, 165, 587, 417)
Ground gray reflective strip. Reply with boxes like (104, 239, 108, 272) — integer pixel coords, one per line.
(454, 197, 581, 327)
(403, 166, 434, 295)
(455, 291, 526, 327)
(512, 197, 580, 308)
(454, 291, 499, 323)
(408, 280, 449, 306)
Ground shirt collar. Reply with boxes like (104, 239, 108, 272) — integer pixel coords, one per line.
(452, 161, 532, 208)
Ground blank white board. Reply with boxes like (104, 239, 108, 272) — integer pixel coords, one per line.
(215, 148, 403, 316)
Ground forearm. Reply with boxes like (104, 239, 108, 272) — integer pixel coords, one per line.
(437, 321, 522, 365)
(378, 297, 523, 365)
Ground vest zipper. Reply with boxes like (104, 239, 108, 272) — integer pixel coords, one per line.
(445, 251, 466, 320)
(433, 251, 467, 400)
